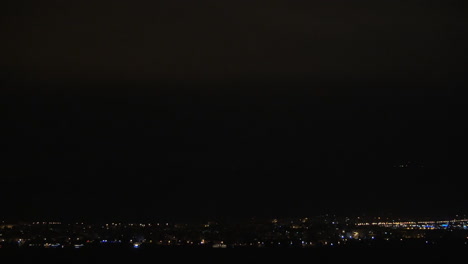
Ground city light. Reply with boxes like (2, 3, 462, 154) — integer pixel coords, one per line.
(1, 217, 467, 249)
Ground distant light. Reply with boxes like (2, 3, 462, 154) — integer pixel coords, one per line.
(133, 243, 140, 248)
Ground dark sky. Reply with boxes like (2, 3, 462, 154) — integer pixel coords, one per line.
(1, 1, 466, 222)
(1, 0, 467, 84)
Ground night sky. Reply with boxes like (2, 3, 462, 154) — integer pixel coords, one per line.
(1, 1, 466, 222)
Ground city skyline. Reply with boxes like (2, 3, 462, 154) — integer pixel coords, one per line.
(2, 215, 468, 250)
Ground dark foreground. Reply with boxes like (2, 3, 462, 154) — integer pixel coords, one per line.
(1, 246, 465, 264)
